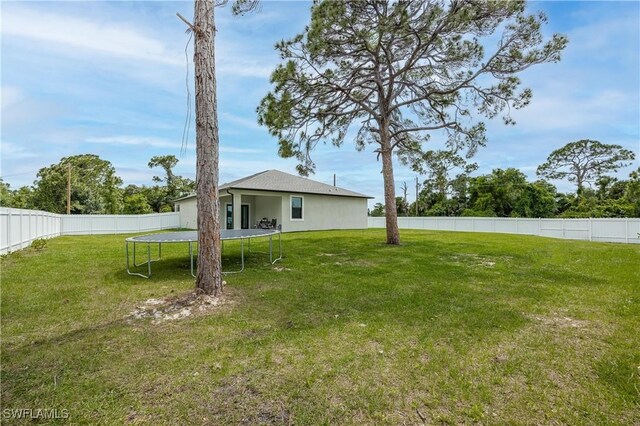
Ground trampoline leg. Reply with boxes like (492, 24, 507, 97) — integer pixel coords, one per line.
(134, 241, 161, 267)
(189, 241, 196, 278)
(126, 241, 151, 279)
(147, 243, 151, 277)
(271, 232, 282, 264)
(222, 238, 245, 274)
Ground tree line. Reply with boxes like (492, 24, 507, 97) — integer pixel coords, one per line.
(371, 140, 638, 218)
(0, 154, 194, 214)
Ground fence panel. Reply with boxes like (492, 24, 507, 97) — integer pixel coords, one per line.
(61, 213, 180, 235)
(590, 218, 631, 243)
(367, 216, 640, 244)
(0, 208, 63, 254)
(1, 209, 181, 254)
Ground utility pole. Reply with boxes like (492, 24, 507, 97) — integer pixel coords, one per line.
(401, 181, 408, 216)
(333, 173, 336, 187)
(67, 164, 71, 215)
(415, 176, 420, 216)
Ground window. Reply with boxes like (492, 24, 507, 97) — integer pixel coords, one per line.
(175, 204, 180, 212)
(226, 203, 234, 229)
(291, 196, 303, 220)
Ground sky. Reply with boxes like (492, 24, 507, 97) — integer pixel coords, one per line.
(1, 0, 639, 208)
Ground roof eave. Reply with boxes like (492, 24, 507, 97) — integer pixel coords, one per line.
(226, 186, 373, 199)
(173, 187, 373, 201)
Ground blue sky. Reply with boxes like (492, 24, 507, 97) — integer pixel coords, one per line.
(1, 1, 639, 208)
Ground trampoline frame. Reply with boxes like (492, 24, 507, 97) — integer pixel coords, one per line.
(125, 229, 282, 279)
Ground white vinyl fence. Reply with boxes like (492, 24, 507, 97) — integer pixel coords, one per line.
(0, 208, 180, 254)
(62, 212, 180, 235)
(368, 216, 640, 244)
(0, 208, 62, 253)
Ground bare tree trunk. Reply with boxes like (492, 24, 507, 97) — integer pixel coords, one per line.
(194, 0, 223, 295)
(380, 122, 400, 244)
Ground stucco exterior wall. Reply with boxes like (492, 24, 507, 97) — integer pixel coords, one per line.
(254, 195, 282, 227)
(279, 193, 368, 232)
(175, 190, 368, 232)
(176, 197, 198, 229)
(219, 195, 231, 229)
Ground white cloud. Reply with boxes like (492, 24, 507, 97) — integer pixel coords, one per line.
(220, 111, 262, 130)
(85, 136, 181, 149)
(86, 135, 265, 154)
(1, 141, 37, 159)
(220, 146, 264, 154)
(114, 167, 157, 185)
(1, 87, 24, 110)
(217, 61, 274, 79)
(2, 6, 181, 65)
(568, 14, 639, 57)
(1, 86, 62, 129)
(509, 89, 637, 132)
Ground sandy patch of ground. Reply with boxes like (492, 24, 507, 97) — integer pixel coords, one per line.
(445, 253, 508, 268)
(529, 313, 589, 328)
(128, 289, 226, 324)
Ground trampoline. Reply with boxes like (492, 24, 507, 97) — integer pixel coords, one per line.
(125, 229, 282, 278)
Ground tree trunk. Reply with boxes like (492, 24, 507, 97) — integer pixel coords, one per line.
(576, 174, 584, 199)
(194, 0, 223, 296)
(380, 130, 400, 245)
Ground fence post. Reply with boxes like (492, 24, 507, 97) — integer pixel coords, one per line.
(538, 217, 541, 236)
(588, 217, 592, 242)
(625, 218, 629, 244)
(562, 218, 566, 239)
(7, 209, 12, 252)
(19, 210, 24, 249)
(492, 217, 496, 233)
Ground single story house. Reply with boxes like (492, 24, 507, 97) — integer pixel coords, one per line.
(173, 169, 372, 232)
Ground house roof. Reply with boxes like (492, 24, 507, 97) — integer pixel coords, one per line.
(173, 170, 372, 201)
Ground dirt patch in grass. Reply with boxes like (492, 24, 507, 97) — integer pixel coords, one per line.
(444, 253, 511, 268)
(128, 289, 230, 324)
(207, 374, 291, 424)
(529, 312, 590, 329)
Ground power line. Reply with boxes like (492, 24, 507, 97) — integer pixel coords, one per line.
(180, 31, 194, 157)
(0, 170, 40, 179)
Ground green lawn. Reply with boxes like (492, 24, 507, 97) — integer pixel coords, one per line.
(1, 229, 639, 424)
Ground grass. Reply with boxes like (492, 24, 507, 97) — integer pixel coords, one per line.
(1, 229, 639, 424)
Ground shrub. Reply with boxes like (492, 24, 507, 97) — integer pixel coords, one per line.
(30, 238, 47, 250)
